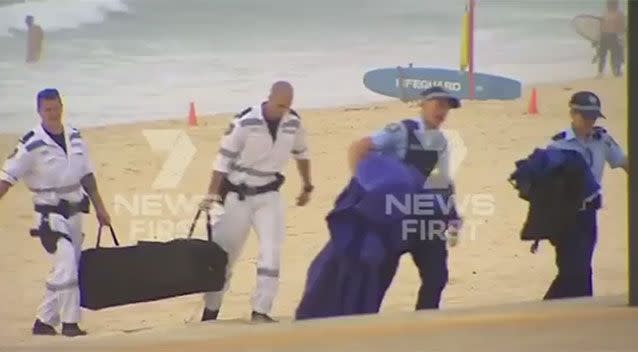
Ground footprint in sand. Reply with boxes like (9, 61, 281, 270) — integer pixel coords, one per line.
(121, 326, 153, 334)
(344, 107, 368, 112)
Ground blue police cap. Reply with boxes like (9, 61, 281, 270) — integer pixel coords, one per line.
(420, 86, 461, 109)
(569, 91, 605, 119)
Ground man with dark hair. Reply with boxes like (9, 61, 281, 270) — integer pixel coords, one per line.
(347, 86, 462, 310)
(0, 88, 111, 336)
(543, 91, 627, 298)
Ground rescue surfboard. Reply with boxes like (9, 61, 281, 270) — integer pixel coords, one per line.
(363, 66, 522, 101)
(571, 14, 602, 43)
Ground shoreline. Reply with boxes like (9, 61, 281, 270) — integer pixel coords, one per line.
(0, 75, 627, 345)
(0, 74, 618, 139)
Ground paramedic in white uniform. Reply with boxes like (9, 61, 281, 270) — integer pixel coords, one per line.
(0, 88, 111, 337)
(199, 81, 313, 323)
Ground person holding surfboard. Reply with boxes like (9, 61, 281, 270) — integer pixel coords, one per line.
(347, 86, 461, 310)
(597, 0, 625, 77)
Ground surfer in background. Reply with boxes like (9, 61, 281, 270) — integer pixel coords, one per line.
(25, 15, 44, 64)
(596, 0, 625, 78)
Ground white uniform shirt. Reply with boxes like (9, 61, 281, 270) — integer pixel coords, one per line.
(1, 124, 94, 206)
(547, 126, 625, 184)
(213, 103, 309, 187)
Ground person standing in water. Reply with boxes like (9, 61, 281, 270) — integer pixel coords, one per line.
(25, 15, 44, 63)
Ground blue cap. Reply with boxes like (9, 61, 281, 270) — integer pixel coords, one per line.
(420, 87, 461, 109)
(569, 91, 605, 119)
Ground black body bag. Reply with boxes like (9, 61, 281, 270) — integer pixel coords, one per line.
(79, 210, 228, 310)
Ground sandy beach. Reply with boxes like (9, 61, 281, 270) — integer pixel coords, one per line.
(0, 76, 628, 347)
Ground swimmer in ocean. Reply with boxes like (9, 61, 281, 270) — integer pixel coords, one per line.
(25, 15, 44, 63)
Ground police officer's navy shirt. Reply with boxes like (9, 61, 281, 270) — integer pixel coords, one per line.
(547, 126, 625, 184)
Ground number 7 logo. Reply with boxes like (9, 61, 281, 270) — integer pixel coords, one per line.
(142, 129, 196, 190)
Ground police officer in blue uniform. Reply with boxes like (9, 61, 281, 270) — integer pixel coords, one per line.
(544, 91, 628, 299)
(348, 86, 461, 309)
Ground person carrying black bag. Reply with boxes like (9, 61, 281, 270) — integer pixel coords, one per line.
(0, 89, 111, 337)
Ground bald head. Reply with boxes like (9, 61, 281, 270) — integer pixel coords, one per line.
(264, 81, 294, 120)
(270, 81, 293, 99)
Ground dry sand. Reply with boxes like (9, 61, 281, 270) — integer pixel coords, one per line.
(0, 76, 628, 347)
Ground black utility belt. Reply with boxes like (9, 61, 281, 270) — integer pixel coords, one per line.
(30, 197, 89, 254)
(222, 174, 285, 201)
(34, 196, 90, 219)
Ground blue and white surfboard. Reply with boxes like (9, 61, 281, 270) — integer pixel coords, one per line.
(363, 66, 522, 101)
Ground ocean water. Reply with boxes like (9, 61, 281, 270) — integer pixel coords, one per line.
(0, 0, 618, 133)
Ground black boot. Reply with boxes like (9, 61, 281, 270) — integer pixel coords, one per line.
(251, 311, 277, 323)
(201, 308, 219, 321)
(61, 323, 87, 337)
(32, 319, 57, 336)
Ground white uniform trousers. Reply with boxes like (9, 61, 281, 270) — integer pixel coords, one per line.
(203, 191, 285, 314)
(36, 213, 84, 326)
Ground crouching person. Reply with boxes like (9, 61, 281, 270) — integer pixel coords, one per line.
(0, 89, 111, 337)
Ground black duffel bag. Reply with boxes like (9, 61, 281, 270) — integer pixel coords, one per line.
(79, 210, 228, 310)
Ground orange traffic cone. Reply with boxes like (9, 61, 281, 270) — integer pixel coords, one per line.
(188, 101, 197, 126)
(527, 88, 538, 115)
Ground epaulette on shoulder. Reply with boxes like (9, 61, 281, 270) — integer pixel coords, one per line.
(551, 131, 567, 141)
(289, 109, 300, 118)
(69, 127, 82, 140)
(400, 119, 418, 132)
(593, 126, 607, 133)
(592, 126, 607, 140)
(19, 130, 35, 144)
(234, 107, 252, 119)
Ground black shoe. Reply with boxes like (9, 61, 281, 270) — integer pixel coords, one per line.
(61, 323, 87, 337)
(32, 319, 57, 336)
(251, 311, 277, 323)
(201, 308, 219, 322)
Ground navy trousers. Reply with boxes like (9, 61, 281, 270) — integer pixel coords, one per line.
(381, 235, 449, 310)
(544, 209, 598, 300)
